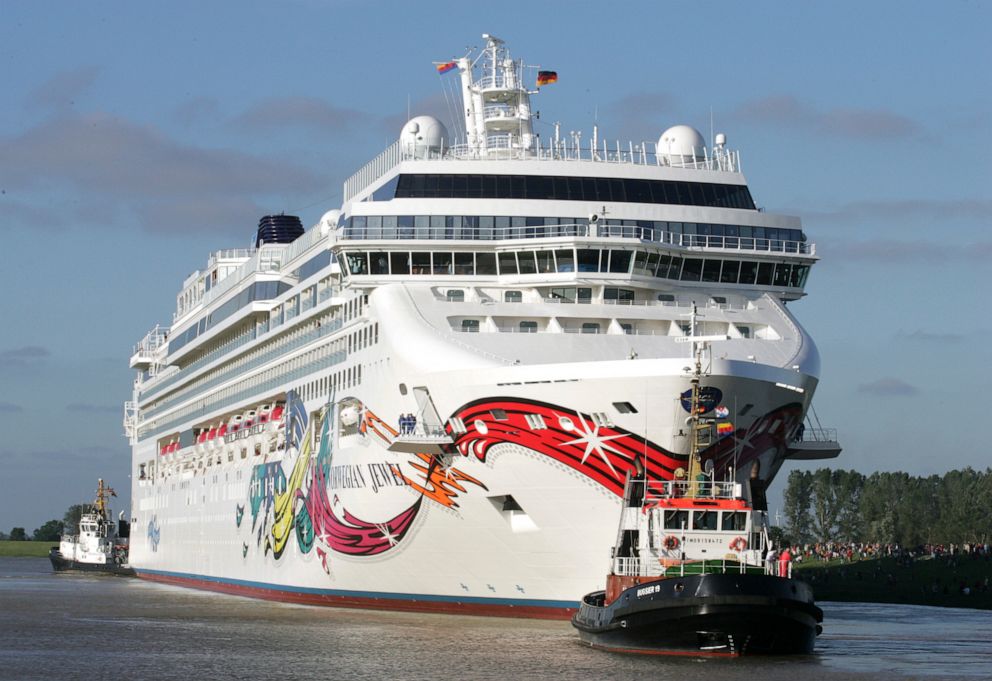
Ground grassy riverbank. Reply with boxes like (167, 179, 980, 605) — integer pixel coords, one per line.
(796, 553, 992, 610)
(0, 541, 55, 558)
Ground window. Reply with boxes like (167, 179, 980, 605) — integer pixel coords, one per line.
(736, 325, 751, 339)
(346, 252, 368, 275)
(555, 248, 574, 272)
(581, 323, 601, 334)
(613, 401, 638, 414)
(680, 258, 703, 281)
(620, 323, 633, 334)
(657, 293, 675, 303)
(454, 252, 474, 275)
(517, 251, 537, 274)
(393, 174, 756, 209)
(591, 412, 613, 427)
(536, 250, 555, 274)
(411, 252, 431, 275)
(577, 249, 600, 272)
(390, 252, 410, 275)
(498, 252, 518, 275)
(701, 259, 721, 282)
(433, 252, 453, 275)
(505, 290, 523, 303)
(369, 252, 389, 275)
(604, 287, 635, 303)
(722, 511, 748, 531)
(664, 510, 688, 530)
(692, 511, 719, 531)
(446, 289, 464, 302)
(720, 260, 740, 284)
(476, 252, 497, 275)
(608, 250, 632, 273)
(491, 409, 509, 421)
(461, 319, 480, 333)
(519, 321, 537, 333)
(756, 262, 775, 285)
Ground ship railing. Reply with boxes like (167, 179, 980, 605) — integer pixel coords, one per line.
(190, 245, 287, 317)
(642, 480, 743, 502)
(343, 137, 742, 203)
(132, 325, 169, 356)
(613, 556, 781, 578)
(794, 427, 838, 443)
(207, 248, 255, 265)
(337, 222, 813, 256)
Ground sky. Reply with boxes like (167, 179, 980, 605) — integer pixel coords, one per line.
(1, 1, 989, 532)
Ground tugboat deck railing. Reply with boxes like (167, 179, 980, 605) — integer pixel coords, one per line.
(613, 556, 790, 579)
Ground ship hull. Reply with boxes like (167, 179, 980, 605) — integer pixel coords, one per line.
(49, 549, 135, 577)
(129, 362, 813, 617)
(572, 574, 822, 656)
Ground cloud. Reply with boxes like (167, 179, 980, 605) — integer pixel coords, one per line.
(857, 378, 919, 397)
(27, 66, 100, 113)
(606, 92, 678, 140)
(0, 402, 23, 413)
(819, 239, 992, 263)
(379, 92, 453, 139)
(233, 96, 365, 133)
(895, 330, 965, 344)
(0, 113, 326, 234)
(807, 198, 992, 224)
(734, 95, 921, 139)
(0, 346, 50, 368)
(66, 403, 120, 414)
(174, 96, 221, 126)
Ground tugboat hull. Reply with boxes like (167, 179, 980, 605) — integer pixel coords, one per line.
(49, 549, 135, 577)
(572, 573, 822, 656)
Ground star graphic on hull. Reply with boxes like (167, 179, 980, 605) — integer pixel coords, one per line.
(559, 413, 627, 479)
(376, 523, 399, 547)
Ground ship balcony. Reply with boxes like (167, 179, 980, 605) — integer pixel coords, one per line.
(387, 425, 454, 454)
(785, 428, 842, 461)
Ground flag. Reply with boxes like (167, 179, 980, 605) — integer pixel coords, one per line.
(717, 422, 735, 438)
(537, 70, 558, 86)
(436, 61, 457, 74)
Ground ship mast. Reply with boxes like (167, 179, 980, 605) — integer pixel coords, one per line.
(93, 478, 116, 521)
(685, 305, 712, 497)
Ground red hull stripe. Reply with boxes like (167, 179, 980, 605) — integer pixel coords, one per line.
(137, 569, 577, 620)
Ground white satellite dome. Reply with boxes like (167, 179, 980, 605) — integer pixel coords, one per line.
(319, 209, 341, 235)
(400, 115, 449, 158)
(657, 125, 706, 162)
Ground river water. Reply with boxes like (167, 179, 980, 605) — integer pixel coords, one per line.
(1, 557, 989, 681)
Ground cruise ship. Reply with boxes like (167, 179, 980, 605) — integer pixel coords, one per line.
(125, 35, 840, 618)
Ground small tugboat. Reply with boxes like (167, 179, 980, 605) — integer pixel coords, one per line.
(50, 479, 134, 576)
(572, 336, 822, 656)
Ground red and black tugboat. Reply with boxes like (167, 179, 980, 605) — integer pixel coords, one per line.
(572, 343, 822, 656)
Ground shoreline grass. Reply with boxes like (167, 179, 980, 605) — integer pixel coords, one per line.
(796, 553, 992, 610)
(0, 540, 56, 558)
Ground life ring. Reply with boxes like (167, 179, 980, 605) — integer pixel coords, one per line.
(663, 535, 680, 551)
(730, 536, 748, 552)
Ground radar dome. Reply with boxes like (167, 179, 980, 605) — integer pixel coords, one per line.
(400, 115, 449, 158)
(319, 209, 341, 235)
(657, 125, 706, 162)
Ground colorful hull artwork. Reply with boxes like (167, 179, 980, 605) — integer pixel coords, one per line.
(167, 389, 806, 617)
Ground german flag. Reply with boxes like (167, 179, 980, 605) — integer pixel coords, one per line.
(536, 70, 558, 87)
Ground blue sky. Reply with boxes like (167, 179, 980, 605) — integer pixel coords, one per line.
(1, 1, 989, 531)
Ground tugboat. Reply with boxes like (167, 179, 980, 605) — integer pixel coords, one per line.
(572, 334, 822, 656)
(49, 479, 134, 576)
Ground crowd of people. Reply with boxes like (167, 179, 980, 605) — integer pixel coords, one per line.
(398, 413, 417, 435)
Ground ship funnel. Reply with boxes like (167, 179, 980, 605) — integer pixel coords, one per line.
(255, 214, 304, 247)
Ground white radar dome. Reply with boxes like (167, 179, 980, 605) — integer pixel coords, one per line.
(319, 209, 341, 235)
(400, 115, 449, 158)
(657, 125, 706, 162)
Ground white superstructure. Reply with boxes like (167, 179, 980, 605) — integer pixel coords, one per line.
(125, 35, 839, 616)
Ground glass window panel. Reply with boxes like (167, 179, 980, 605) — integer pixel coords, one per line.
(411, 252, 431, 275)
(476, 252, 497, 275)
(497, 252, 518, 275)
(519, 320, 537, 333)
(680, 258, 703, 281)
(692, 510, 719, 531)
(433, 251, 453, 275)
(390, 252, 409, 275)
(461, 319, 479, 332)
(536, 250, 555, 273)
(577, 287, 592, 302)
(346, 252, 368, 275)
(505, 290, 522, 302)
(666, 255, 683, 279)
(701, 259, 721, 282)
(518, 251, 537, 274)
(608, 250, 632, 273)
(555, 248, 574, 272)
(454, 252, 474, 275)
(633, 250, 650, 276)
(446, 289, 464, 302)
(756, 262, 774, 285)
(773, 263, 791, 287)
(720, 260, 740, 284)
(577, 249, 600, 273)
(369, 252, 389, 274)
(664, 509, 688, 530)
(581, 322, 601, 334)
(739, 261, 758, 284)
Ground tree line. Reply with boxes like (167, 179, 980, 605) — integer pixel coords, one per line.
(782, 468, 992, 546)
(1, 505, 95, 542)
